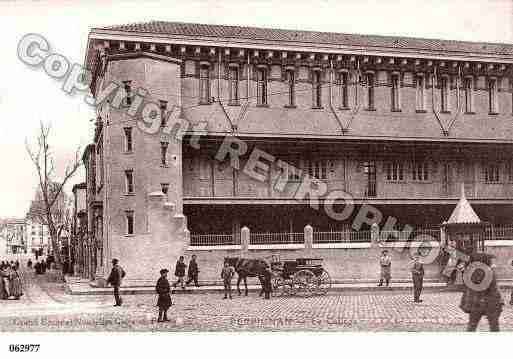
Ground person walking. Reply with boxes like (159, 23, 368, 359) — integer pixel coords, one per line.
(185, 255, 200, 287)
(220, 260, 235, 299)
(8, 265, 23, 300)
(460, 253, 504, 332)
(34, 261, 41, 275)
(378, 250, 392, 287)
(260, 266, 273, 300)
(27, 259, 33, 269)
(172, 256, 187, 290)
(40, 259, 47, 274)
(510, 259, 513, 305)
(155, 269, 172, 322)
(0, 265, 9, 300)
(411, 255, 425, 303)
(107, 258, 126, 307)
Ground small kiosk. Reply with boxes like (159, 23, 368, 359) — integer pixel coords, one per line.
(440, 185, 490, 285)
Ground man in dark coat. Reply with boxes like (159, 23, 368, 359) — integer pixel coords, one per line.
(260, 267, 273, 300)
(460, 253, 504, 331)
(40, 260, 47, 274)
(411, 255, 425, 303)
(185, 255, 199, 287)
(107, 258, 126, 306)
(172, 256, 187, 289)
(155, 269, 172, 322)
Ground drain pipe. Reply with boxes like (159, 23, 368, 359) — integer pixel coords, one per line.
(342, 58, 362, 132)
(431, 66, 449, 136)
(235, 50, 251, 129)
(328, 59, 345, 134)
(447, 64, 462, 133)
(217, 50, 235, 132)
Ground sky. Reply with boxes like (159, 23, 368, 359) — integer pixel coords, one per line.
(0, 0, 512, 218)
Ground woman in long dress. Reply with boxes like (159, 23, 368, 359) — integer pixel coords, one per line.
(0, 267, 9, 299)
(8, 266, 23, 299)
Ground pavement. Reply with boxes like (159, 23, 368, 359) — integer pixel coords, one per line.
(3, 268, 513, 331)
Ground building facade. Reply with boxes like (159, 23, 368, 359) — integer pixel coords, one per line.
(71, 182, 89, 277)
(24, 218, 50, 256)
(3, 219, 27, 254)
(84, 22, 513, 283)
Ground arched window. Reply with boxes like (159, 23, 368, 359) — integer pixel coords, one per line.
(312, 70, 322, 108)
(199, 64, 210, 104)
(228, 66, 239, 105)
(286, 69, 295, 107)
(256, 67, 267, 106)
(339, 71, 349, 109)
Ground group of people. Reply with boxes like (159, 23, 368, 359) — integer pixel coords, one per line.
(378, 249, 505, 331)
(171, 255, 200, 289)
(378, 250, 425, 303)
(107, 249, 506, 331)
(0, 260, 23, 300)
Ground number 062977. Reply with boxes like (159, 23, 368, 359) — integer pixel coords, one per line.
(8, 344, 40, 352)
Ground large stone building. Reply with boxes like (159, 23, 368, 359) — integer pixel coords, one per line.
(83, 21, 513, 284)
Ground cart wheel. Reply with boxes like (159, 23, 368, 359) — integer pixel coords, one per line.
(293, 269, 316, 297)
(314, 269, 331, 295)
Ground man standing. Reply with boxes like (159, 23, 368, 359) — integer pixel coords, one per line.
(107, 258, 126, 306)
(220, 261, 235, 299)
(411, 255, 425, 303)
(378, 250, 392, 287)
(186, 255, 200, 287)
(261, 266, 273, 300)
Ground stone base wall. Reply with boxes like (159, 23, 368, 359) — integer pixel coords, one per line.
(184, 243, 513, 284)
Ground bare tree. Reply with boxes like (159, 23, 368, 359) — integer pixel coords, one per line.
(26, 122, 81, 266)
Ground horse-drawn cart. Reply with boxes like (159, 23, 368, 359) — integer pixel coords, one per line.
(270, 257, 331, 296)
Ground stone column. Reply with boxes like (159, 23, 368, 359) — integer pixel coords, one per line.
(304, 224, 313, 256)
(304, 225, 313, 248)
(370, 222, 380, 248)
(241, 226, 250, 256)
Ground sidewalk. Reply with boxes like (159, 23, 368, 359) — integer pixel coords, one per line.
(65, 276, 513, 296)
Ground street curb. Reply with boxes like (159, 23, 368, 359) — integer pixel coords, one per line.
(65, 282, 513, 296)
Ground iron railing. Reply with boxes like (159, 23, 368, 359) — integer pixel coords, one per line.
(189, 234, 240, 246)
(313, 230, 371, 243)
(249, 232, 304, 245)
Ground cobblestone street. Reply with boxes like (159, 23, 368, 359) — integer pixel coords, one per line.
(2, 270, 513, 332)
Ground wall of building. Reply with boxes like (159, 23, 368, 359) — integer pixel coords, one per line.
(183, 155, 513, 200)
(184, 243, 513, 284)
(97, 56, 188, 282)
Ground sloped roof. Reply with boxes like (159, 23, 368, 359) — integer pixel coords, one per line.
(446, 185, 481, 224)
(181, 105, 513, 143)
(93, 21, 513, 57)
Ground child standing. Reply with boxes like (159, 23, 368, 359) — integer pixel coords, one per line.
(155, 269, 172, 322)
(172, 256, 187, 290)
(221, 261, 235, 299)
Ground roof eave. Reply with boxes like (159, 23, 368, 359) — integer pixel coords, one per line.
(88, 29, 513, 63)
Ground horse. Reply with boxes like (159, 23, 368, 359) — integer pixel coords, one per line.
(224, 257, 270, 296)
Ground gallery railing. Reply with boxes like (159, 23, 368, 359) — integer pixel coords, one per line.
(189, 234, 240, 246)
(249, 232, 304, 245)
(313, 230, 371, 243)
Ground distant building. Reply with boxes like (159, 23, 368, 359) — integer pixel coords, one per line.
(24, 218, 50, 256)
(0, 236, 7, 256)
(3, 219, 27, 254)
